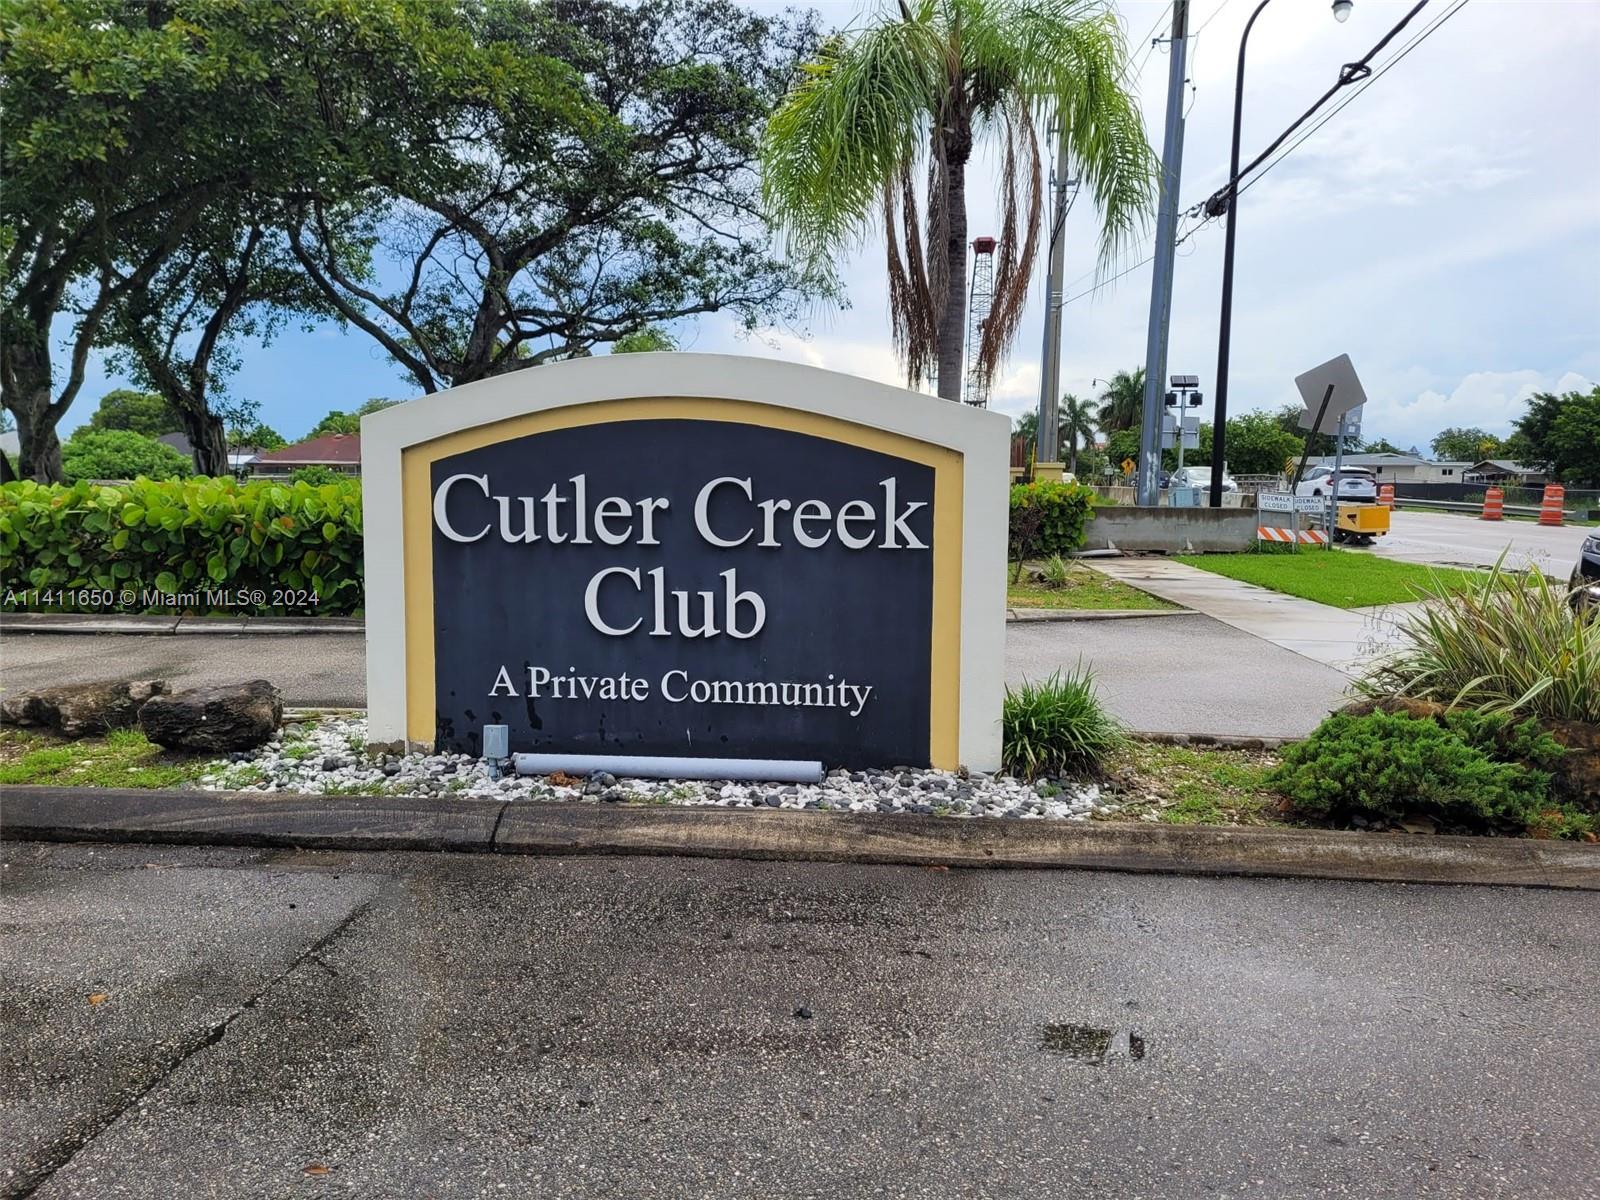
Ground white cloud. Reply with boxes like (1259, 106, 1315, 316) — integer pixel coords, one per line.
(1366, 369, 1593, 450)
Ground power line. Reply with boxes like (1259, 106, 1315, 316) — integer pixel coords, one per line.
(1200, 0, 1435, 218)
(1237, 0, 1472, 199)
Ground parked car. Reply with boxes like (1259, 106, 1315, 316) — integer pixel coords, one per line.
(1571, 531, 1600, 614)
(1169, 465, 1236, 493)
(1295, 464, 1378, 502)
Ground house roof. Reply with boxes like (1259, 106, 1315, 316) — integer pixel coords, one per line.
(1466, 459, 1541, 475)
(254, 433, 362, 464)
(1307, 453, 1427, 468)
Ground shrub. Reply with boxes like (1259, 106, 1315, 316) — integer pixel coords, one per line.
(1009, 480, 1096, 568)
(1002, 666, 1125, 779)
(1359, 558, 1598, 724)
(1269, 710, 1565, 831)
(0, 477, 363, 614)
(60, 428, 191, 483)
(289, 465, 346, 486)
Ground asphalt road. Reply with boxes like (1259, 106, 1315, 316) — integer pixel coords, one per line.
(1357, 508, 1587, 578)
(1, 614, 1351, 738)
(3, 840, 1596, 1199)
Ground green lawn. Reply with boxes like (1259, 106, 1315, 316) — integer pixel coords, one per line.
(1008, 561, 1177, 611)
(1172, 549, 1486, 609)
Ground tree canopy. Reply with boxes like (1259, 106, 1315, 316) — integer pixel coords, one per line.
(1430, 426, 1502, 461)
(307, 399, 399, 440)
(60, 428, 191, 483)
(86, 390, 181, 438)
(288, 0, 823, 395)
(1506, 387, 1600, 486)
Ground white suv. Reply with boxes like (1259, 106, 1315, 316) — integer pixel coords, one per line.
(1295, 465, 1378, 501)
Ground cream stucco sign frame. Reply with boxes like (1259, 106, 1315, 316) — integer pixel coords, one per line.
(361, 353, 1009, 771)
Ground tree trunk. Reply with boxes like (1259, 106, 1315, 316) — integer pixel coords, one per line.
(4, 346, 65, 482)
(935, 157, 968, 403)
(17, 412, 63, 483)
(181, 407, 230, 477)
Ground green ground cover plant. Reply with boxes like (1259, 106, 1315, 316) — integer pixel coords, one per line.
(1112, 742, 1282, 826)
(1006, 558, 1175, 611)
(1269, 710, 1572, 834)
(0, 477, 363, 614)
(1001, 666, 1124, 778)
(1360, 561, 1599, 724)
(1172, 548, 1485, 609)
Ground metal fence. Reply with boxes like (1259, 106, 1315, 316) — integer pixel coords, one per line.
(1392, 481, 1600, 515)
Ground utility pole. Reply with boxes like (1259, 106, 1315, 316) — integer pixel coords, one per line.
(1035, 122, 1072, 472)
(1135, 0, 1190, 507)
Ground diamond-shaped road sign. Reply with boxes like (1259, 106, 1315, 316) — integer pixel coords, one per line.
(1294, 354, 1368, 435)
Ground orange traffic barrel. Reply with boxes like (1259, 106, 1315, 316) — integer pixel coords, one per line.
(1378, 484, 1395, 510)
(1479, 487, 1504, 521)
(1538, 484, 1565, 527)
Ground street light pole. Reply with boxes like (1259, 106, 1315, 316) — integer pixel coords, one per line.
(1207, 0, 1352, 508)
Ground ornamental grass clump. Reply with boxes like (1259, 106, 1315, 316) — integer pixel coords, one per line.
(1360, 558, 1599, 725)
(1002, 666, 1124, 779)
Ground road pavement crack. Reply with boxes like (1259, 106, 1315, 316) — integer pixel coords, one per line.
(9, 898, 376, 1200)
(488, 800, 512, 847)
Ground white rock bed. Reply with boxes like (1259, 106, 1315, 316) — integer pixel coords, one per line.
(196, 717, 1128, 821)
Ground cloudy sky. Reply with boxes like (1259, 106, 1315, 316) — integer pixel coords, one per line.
(70, 0, 1600, 452)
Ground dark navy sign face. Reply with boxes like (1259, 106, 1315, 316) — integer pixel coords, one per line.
(430, 419, 934, 766)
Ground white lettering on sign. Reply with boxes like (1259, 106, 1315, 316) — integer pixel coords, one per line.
(432, 471, 929, 639)
(497, 664, 876, 718)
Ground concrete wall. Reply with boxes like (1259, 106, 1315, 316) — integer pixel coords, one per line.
(1083, 505, 1259, 553)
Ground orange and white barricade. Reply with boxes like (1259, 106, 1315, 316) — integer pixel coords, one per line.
(1480, 487, 1504, 521)
(1378, 484, 1395, 510)
(1538, 484, 1564, 527)
(1258, 525, 1327, 545)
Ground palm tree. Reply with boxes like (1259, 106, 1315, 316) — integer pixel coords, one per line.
(1095, 367, 1144, 432)
(1058, 392, 1096, 473)
(762, 0, 1154, 402)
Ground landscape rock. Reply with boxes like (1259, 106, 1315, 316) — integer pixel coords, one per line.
(1548, 720, 1600, 804)
(138, 680, 282, 752)
(0, 679, 168, 738)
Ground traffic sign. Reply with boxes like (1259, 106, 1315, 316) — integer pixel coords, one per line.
(1121, 457, 1135, 474)
(1295, 354, 1367, 433)
(1259, 492, 1295, 513)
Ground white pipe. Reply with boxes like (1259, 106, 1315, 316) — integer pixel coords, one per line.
(512, 753, 823, 784)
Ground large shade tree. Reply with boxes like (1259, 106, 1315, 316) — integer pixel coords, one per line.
(761, 0, 1154, 401)
(288, 0, 825, 394)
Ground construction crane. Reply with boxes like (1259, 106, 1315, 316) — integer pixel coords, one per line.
(962, 236, 996, 407)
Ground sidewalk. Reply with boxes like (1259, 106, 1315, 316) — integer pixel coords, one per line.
(1088, 558, 1408, 676)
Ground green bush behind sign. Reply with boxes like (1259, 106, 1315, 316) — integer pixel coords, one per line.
(0, 478, 364, 614)
(1008, 480, 1097, 564)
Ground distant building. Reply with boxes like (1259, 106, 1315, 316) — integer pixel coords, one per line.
(1463, 459, 1548, 485)
(1304, 452, 1470, 484)
(250, 433, 362, 477)
(157, 431, 266, 474)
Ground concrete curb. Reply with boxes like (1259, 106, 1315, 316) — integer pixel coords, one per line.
(1004, 608, 1186, 622)
(2, 613, 363, 635)
(3, 786, 1593, 890)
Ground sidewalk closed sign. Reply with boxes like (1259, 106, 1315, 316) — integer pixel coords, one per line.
(361, 356, 1008, 770)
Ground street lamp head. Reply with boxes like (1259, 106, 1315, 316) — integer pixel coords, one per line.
(1332, 0, 1353, 22)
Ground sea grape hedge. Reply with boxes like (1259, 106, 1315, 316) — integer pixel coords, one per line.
(0, 477, 364, 615)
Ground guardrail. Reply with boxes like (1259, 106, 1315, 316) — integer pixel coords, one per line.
(1393, 496, 1574, 518)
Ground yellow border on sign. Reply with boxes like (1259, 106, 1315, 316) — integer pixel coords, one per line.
(400, 397, 964, 768)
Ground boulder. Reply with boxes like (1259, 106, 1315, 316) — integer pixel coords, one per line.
(138, 680, 283, 752)
(1548, 720, 1600, 805)
(0, 680, 169, 738)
